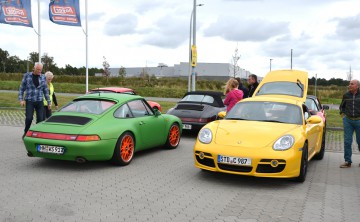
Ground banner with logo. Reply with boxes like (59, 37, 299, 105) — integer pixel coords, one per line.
(49, 0, 81, 26)
(0, 0, 33, 27)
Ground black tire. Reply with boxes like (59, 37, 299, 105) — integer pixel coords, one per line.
(111, 132, 135, 166)
(295, 143, 308, 182)
(314, 132, 325, 160)
(164, 123, 181, 149)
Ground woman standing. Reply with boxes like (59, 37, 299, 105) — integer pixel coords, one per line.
(224, 78, 243, 112)
(43, 71, 58, 119)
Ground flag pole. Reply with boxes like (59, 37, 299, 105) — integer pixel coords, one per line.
(38, 0, 41, 63)
(85, 0, 88, 92)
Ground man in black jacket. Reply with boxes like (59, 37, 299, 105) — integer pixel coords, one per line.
(247, 74, 259, 97)
(339, 79, 360, 168)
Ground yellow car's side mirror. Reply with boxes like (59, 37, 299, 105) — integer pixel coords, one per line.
(306, 115, 322, 124)
(218, 111, 227, 119)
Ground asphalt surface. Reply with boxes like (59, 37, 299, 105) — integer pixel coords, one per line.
(1, 113, 360, 221)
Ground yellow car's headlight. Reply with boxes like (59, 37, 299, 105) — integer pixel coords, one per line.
(273, 135, 294, 151)
(198, 128, 212, 144)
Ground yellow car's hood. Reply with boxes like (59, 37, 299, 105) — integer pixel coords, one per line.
(214, 120, 300, 147)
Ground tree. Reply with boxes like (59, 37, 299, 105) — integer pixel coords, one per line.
(0, 48, 9, 72)
(28, 52, 38, 65)
(102, 56, 111, 84)
(5, 55, 21, 73)
(41, 53, 56, 72)
(230, 46, 241, 78)
(118, 66, 126, 79)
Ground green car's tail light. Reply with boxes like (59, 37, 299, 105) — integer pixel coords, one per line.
(26, 131, 100, 142)
(76, 135, 100, 141)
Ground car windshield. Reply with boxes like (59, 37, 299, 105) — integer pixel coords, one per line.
(180, 94, 215, 104)
(256, 82, 304, 98)
(60, 99, 116, 114)
(305, 98, 319, 111)
(226, 101, 302, 124)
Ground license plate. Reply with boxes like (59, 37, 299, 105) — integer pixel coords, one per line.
(218, 155, 251, 165)
(37, 144, 65, 155)
(183, 124, 192, 130)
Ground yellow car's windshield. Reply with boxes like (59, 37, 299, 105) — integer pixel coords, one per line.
(226, 101, 302, 125)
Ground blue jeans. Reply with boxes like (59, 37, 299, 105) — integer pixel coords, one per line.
(24, 101, 45, 134)
(343, 117, 360, 163)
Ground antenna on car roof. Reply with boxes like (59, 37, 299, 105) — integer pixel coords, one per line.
(97, 88, 100, 96)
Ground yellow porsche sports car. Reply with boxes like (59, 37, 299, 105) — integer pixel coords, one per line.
(194, 70, 325, 182)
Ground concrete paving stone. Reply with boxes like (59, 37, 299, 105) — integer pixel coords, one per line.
(2, 123, 360, 222)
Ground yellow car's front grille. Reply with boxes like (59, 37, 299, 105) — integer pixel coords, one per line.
(217, 163, 253, 172)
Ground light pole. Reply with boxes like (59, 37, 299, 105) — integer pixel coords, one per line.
(315, 73, 318, 97)
(188, 1, 203, 92)
(270, 58, 273, 71)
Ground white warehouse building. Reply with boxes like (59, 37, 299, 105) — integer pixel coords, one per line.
(107, 62, 255, 81)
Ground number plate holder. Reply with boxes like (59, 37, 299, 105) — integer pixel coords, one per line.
(218, 155, 252, 165)
(37, 144, 65, 155)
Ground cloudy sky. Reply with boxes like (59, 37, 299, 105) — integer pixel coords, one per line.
(1, 0, 360, 79)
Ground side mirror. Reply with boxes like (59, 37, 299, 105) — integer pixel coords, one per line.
(322, 105, 329, 110)
(306, 115, 322, 124)
(154, 109, 161, 116)
(218, 111, 227, 119)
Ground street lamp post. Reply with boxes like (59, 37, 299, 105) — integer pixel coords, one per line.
(188, 0, 204, 92)
(270, 58, 273, 71)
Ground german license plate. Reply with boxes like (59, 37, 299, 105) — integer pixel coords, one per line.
(37, 144, 65, 155)
(183, 124, 192, 130)
(218, 155, 251, 165)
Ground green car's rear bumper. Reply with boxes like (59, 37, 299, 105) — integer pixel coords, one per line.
(24, 137, 117, 161)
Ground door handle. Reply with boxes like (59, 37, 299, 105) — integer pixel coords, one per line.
(139, 121, 146, 125)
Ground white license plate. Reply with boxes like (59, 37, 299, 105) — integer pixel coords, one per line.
(183, 124, 192, 130)
(37, 144, 65, 155)
(218, 155, 252, 165)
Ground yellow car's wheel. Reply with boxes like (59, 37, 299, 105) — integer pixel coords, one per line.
(295, 143, 308, 182)
(314, 132, 325, 160)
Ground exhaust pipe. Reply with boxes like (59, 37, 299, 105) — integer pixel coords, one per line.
(75, 157, 87, 164)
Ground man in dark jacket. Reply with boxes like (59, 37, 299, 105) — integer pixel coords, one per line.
(339, 79, 360, 168)
(235, 77, 249, 98)
(247, 74, 259, 97)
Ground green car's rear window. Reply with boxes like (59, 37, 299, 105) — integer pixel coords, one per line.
(60, 99, 116, 115)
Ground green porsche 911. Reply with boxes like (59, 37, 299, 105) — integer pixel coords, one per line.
(23, 93, 182, 166)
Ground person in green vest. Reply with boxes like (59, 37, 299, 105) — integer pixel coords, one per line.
(43, 71, 58, 119)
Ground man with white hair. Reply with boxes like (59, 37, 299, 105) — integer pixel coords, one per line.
(18, 62, 51, 139)
(339, 79, 360, 168)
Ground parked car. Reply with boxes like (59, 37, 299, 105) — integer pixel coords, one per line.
(23, 93, 181, 165)
(167, 91, 226, 131)
(305, 95, 329, 124)
(252, 69, 328, 129)
(89, 87, 162, 112)
(194, 70, 325, 182)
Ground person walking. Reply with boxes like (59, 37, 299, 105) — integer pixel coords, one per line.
(224, 78, 243, 112)
(18, 62, 51, 139)
(339, 79, 360, 168)
(247, 74, 259, 97)
(43, 71, 58, 119)
(235, 77, 249, 98)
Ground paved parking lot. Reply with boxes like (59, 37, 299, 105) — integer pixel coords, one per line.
(1, 124, 360, 222)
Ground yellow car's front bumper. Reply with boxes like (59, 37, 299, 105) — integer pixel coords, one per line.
(194, 142, 304, 178)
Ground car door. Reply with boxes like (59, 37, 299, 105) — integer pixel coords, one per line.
(304, 107, 321, 157)
(127, 99, 165, 149)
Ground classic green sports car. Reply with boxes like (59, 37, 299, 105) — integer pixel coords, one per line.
(23, 93, 182, 165)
